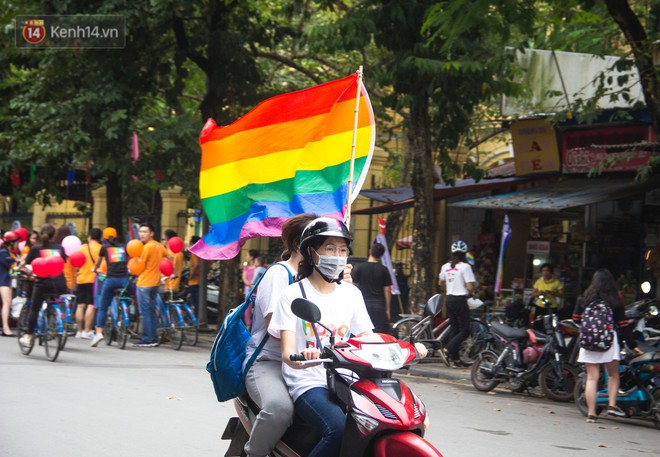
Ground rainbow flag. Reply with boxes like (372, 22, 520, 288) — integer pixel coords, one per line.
(191, 72, 375, 260)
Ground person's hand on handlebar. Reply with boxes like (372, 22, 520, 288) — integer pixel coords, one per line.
(414, 342, 428, 359)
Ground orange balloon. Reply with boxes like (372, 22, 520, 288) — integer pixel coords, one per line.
(128, 257, 146, 275)
(126, 239, 144, 258)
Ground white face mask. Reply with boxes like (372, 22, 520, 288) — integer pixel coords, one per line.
(313, 249, 347, 279)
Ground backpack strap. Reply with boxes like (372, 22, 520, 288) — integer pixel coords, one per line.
(298, 281, 306, 298)
(243, 263, 295, 376)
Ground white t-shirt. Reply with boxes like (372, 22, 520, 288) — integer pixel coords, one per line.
(269, 278, 373, 401)
(439, 261, 475, 296)
(243, 262, 295, 372)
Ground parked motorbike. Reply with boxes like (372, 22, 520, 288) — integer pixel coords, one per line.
(470, 296, 579, 402)
(625, 293, 660, 344)
(573, 349, 660, 429)
(222, 298, 443, 457)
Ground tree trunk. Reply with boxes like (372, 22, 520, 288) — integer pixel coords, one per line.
(605, 0, 660, 137)
(105, 172, 123, 238)
(408, 96, 435, 312)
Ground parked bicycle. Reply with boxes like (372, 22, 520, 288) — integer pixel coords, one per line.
(156, 288, 198, 350)
(392, 294, 489, 366)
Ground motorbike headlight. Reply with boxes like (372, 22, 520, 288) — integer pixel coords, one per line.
(648, 305, 658, 317)
(353, 343, 409, 370)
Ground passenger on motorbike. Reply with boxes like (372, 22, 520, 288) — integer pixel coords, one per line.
(242, 213, 316, 457)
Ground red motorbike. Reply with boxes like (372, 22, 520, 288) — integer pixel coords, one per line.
(222, 298, 443, 457)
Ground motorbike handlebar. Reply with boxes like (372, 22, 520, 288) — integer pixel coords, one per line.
(289, 354, 333, 365)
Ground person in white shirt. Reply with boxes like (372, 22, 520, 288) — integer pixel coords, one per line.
(269, 217, 373, 457)
(438, 240, 476, 367)
(242, 213, 316, 457)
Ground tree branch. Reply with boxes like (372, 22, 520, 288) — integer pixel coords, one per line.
(252, 50, 322, 84)
(171, 13, 210, 73)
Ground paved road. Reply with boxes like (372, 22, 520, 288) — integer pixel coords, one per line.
(0, 336, 657, 457)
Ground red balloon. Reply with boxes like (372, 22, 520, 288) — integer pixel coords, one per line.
(69, 251, 86, 268)
(31, 257, 48, 277)
(15, 227, 29, 242)
(159, 259, 174, 276)
(46, 256, 65, 277)
(167, 236, 184, 254)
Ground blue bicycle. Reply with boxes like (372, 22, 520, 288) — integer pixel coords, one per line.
(103, 277, 139, 350)
(156, 289, 198, 350)
(16, 276, 66, 362)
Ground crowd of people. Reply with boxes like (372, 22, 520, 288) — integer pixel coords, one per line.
(0, 222, 200, 349)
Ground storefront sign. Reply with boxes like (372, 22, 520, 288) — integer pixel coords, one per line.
(511, 119, 561, 175)
(526, 240, 550, 255)
(561, 125, 656, 173)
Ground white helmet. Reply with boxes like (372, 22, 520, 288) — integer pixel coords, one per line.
(451, 240, 468, 253)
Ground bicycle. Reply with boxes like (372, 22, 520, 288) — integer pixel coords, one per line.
(16, 289, 67, 362)
(156, 288, 198, 350)
(392, 294, 490, 366)
(103, 276, 139, 350)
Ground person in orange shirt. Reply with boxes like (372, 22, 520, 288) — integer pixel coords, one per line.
(162, 229, 183, 293)
(187, 235, 201, 316)
(134, 223, 168, 347)
(76, 228, 103, 339)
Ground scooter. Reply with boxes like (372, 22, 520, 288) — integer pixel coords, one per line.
(470, 296, 579, 402)
(222, 298, 443, 457)
(573, 348, 660, 429)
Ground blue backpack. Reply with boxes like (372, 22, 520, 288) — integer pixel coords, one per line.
(207, 263, 293, 402)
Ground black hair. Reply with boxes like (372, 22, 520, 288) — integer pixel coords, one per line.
(298, 236, 327, 280)
(248, 249, 260, 259)
(371, 242, 385, 259)
(39, 223, 56, 247)
(190, 235, 201, 245)
(164, 229, 177, 240)
(450, 251, 466, 268)
(540, 263, 554, 273)
(89, 228, 102, 242)
(581, 268, 623, 310)
(281, 213, 316, 261)
(140, 222, 155, 233)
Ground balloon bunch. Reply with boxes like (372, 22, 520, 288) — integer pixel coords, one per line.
(159, 236, 184, 276)
(126, 239, 145, 275)
(31, 234, 86, 278)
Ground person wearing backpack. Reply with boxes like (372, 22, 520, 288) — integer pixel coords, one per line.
(572, 268, 643, 423)
(242, 213, 317, 457)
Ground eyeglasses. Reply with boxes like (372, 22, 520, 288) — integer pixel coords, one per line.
(321, 245, 349, 256)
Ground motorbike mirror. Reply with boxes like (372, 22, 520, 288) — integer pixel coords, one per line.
(292, 298, 322, 323)
(641, 281, 651, 294)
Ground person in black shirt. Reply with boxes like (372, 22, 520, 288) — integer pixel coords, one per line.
(18, 224, 68, 348)
(90, 227, 130, 347)
(352, 242, 392, 333)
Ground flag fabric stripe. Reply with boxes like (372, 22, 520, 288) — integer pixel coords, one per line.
(202, 157, 368, 225)
(191, 72, 375, 260)
(495, 215, 512, 295)
(200, 98, 372, 171)
(199, 128, 372, 199)
(199, 74, 360, 143)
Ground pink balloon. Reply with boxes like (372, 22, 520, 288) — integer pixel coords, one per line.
(18, 241, 26, 252)
(159, 259, 174, 276)
(62, 235, 82, 256)
(167, 236, 184, 254)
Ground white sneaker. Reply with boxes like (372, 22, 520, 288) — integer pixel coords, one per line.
(75, 332, 82, 338)
(19, 335, 33, 348)
(81, 331, 94, 339)
(90, 334, 104, 347)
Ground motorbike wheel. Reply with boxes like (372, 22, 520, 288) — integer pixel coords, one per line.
(509, 379, 527, 393)
(392, 317, 418, 341)
(539, 363, 579, 402)
(471, 352, 500, 392)
(573, 376, 604, 417)
(652, 388, 660, 430)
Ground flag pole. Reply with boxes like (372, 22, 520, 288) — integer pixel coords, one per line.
(344, 65, 363, 230)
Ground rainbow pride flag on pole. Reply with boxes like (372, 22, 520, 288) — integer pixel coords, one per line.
(191, 72, 375, 260)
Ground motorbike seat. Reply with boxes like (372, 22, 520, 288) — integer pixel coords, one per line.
(491, 321, 529, 341)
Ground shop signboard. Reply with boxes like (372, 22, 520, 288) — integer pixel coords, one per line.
(561, 124, 656, 173)
(511, 119, 561, 175)
(526, 240, 550, 255)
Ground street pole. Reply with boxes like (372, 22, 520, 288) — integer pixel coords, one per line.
(197, 209, 210, 330)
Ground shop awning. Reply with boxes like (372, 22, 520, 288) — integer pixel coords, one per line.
(355, 176, 545, 215)
(449, 176, 659, 212)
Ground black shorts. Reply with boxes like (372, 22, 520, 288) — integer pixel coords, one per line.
(76, 283, 95, 305)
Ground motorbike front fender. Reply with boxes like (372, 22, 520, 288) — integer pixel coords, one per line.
(372, 432, 443, 457)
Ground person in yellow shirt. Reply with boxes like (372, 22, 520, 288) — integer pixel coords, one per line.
(162, 229, 183, 293)
(76, 228, 103, 339)
(187, 235, 201, 315)
(532, 263, 564, 317)
(134, 223, 168, 347)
